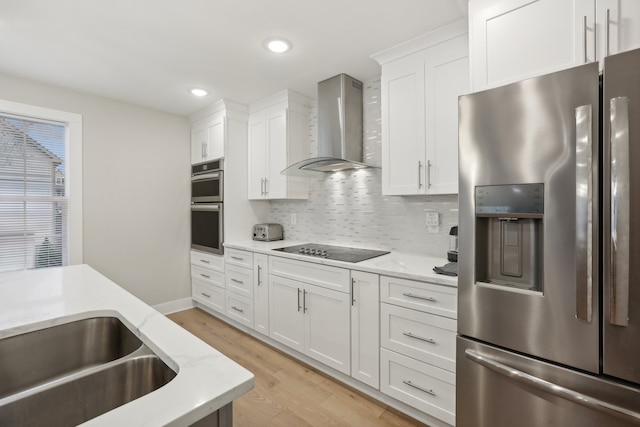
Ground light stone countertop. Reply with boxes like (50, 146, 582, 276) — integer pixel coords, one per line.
(0, 264, 254, 426)
(224, 240, 457, 287)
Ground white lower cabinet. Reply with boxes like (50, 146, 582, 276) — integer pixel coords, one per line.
(381, 348, 455, 426)
(350, 271, 380, 389)
(268, 258, 351, 375)
(195, 248, 459, 426)
(224, 249, 255, 329)
(225, 292, 254, 328)
(253, 254, 269, 336)
(269, 274, 304, 352)
(380, 275, 458, 426)
(191, 250, 225, 315)
(192, 277, 225, 314)
(304, 282, 351, 375)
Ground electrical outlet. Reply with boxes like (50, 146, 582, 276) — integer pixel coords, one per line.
(425, 211, 439, 234)
(290, 213, 297, 225)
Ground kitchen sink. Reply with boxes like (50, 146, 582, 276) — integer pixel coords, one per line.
(0, 317, 143, 398)
(0, 316, 177, 426)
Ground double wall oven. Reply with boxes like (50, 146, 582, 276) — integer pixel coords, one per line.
(191, 159, 224, 255)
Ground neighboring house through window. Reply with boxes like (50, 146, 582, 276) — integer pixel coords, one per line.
(0, 100, 82, 273)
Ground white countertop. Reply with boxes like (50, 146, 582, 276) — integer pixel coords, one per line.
(224, 240, 457, 287)
(0, 264, 254, 426)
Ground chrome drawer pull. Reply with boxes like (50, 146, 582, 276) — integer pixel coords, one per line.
(231, 256, 244, 261)
(402, 292, 436, 302)
(199, 259, 210, 264)
(200, 273, 211, 279)
(200, 292, 211, 298)
(230, 278, 244, 284)
(231, 306, 244, 313)
(403, 332, 436, 344)
(403, 380, 436, 396)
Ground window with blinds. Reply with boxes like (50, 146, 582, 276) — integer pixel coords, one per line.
(0, 114, 67, 272)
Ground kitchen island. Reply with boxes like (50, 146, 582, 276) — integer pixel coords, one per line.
(0, 264, 253, 426)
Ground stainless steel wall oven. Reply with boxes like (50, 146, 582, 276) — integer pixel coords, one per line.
(191, 159, 223, 255)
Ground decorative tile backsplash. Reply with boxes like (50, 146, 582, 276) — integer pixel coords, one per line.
(267, 78, 459, 258)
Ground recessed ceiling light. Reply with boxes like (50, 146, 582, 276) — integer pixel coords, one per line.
(265, 38, 291, 53)
(190, 88, 209, 97)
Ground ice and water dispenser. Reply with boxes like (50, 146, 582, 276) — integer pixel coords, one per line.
(474, 184, 544, 293)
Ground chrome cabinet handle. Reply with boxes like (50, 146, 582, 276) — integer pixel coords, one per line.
(465, 349, 640, 423)
(575, 104, 593, 322)
(583, 15, 588, 63)
(605, 9, 611, 57)
(427, 160, 432, 188)
(231, 256, 244, 261)
(351, 278, 356, 306)
(610, 97, 630, 326)
(303, 290, 308, 313)
(199, 259, 210, 264)
(200, 292, 211, 298)
(260, 178, 265, 195)
(200, 273, 211, 279)
(257, 265, 262, 286)
(297, 288, 302, 312)
(231, 306, 244, 313)
(418, 161, 423, 188)
(402, 380, 436, 396)
(402, 292, 436, 302)
(264, 178, 268, 195)
(230, 278, 244, 284)
(403, 332, 436, 344)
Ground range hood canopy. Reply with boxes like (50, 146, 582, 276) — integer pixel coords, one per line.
(282, 74, 377, 176)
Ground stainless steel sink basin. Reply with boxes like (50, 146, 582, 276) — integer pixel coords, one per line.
(0, 317, 142, 398)
(0, 317, 177, 426)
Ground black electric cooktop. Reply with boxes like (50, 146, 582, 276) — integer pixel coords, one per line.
(272, 243, 390, 263)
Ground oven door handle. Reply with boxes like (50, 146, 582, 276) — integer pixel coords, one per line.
(191, 204, 221, 212)
(192, 172, 221, 181)
(465, 349, 640, 424)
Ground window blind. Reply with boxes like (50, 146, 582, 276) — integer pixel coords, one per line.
(0, 114, 67, 272)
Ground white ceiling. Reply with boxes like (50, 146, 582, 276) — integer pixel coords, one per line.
(0, 0, 467, 116)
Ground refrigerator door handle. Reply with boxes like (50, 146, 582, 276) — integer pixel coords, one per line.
(575, 104, 593, 322)
(610, 96, 631, 326)
(465, 349, 640, 424)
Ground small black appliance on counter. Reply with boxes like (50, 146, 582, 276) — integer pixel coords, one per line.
(434, 225, 458, 276)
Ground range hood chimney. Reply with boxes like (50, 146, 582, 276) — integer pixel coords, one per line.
(281, 74, 376, 176)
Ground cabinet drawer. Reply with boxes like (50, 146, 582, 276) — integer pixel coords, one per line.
(191, 250, 225, 273)
(381, 303, 456, 373)
(191, 265, 225, 288)
(192, 278, 225, 314)
(381, 276, 457, 319)
(226, 292, 254, 328)
(269, 256, 350, 293)
(380, 348, 455, 426)
(225, 264, 253, 298)
(225, 249, 254, 269)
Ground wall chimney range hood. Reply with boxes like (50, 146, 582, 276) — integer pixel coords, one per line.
(281, 74, 376, 176)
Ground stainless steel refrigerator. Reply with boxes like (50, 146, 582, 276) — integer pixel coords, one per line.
(457, 47, 640, 426)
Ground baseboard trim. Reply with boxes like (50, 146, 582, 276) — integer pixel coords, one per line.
(154, 297, 195, 315)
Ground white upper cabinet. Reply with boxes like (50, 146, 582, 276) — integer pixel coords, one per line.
(470, 0, 640, 91)
(596, 0, 640, 61)
(373, 20, 469, 196)
(248, 90, 311, 200)
(191, 114, 224, 164)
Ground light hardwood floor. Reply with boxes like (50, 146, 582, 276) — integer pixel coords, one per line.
(168, 308, 430, 427)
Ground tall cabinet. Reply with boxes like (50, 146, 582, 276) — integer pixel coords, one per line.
(247, 90, 312, 200)
(372, 19, 469, 196)
(469, 0, 640, 91)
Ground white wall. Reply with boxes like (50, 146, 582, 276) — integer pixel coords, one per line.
(0, 72, 192, 306)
